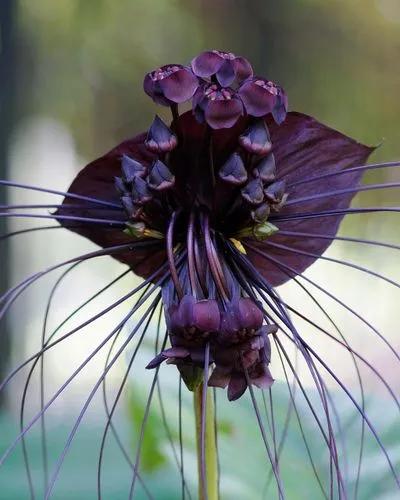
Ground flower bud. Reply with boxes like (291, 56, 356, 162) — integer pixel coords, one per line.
(143, 64, 199, 106)
(131, 176, 153, 205)
(264, 180, 286, 204)
(145, 115, 178, 154)
(239, 120, 272, 156)
(238, 77, 287, 123)
(121, 155, 146, 183)
(251, 203, 270, 223)
(241, 177, 264, 205)
(191, 50, 253, 87)
(193, 84, 244, 129)
(219, 152, 247, 185)
(114, 176, 128, 195)
(253, 153, 276, 182)
(148, 159, 175, 191)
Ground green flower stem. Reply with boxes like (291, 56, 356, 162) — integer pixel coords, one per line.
(194, 383, 219, 500)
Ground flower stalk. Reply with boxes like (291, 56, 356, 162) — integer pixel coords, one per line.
(194, 383, 219, 500)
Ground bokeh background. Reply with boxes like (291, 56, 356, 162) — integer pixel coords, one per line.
(1, 0, 400, 498)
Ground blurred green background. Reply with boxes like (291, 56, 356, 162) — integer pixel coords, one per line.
(1, 0, 400, 498)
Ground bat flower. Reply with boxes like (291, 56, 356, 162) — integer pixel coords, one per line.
(2, 49, 400, 499)
(191, 49, 253, 87)
(143, 64, 199, 106)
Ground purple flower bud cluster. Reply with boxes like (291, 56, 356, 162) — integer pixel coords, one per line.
(144, 50, 288, 129)
(147, 291, 276, 401)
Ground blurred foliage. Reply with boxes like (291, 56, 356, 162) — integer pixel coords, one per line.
(1, 382, 399, 499)
(15, 0, 400, 162)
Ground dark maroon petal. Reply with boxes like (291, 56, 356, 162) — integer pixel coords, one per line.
(208, 367, 230, 389)
(233, 57, 253, 83)
(204, 97, 243, 129)
(244, 112, 375, 287)
(159, 67, 199, 103)
(227, 373, 247, 401)
(191, 51, 224, 78)
(55, 134, 167, 280)
(238, 79, 277, 117)
(252, 365, 274, 389)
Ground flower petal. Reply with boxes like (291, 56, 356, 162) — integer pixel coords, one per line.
(191, 51, 224, 78)
(244, 112, 375, 287)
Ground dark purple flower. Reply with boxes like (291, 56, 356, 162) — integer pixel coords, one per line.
(238, 77, 288, 123)
(143, 64, 199, 106)
(191, 50, 253, 87)
(192, 83, 244, 129)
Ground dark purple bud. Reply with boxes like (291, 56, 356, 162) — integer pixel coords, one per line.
(145, 115, 178, 154)
(238, 78, 285, 120)
(264, 180, 286, 204)
(170, 295, 220, 334)
(239, 120, 272, 156)
(220, 298, 263, 339)
(131, 176, 153, 205)
(191, 50, 253, 87)
(251, 203, 270, 223)
(121, 195, 135, 216)
(143, 64, 199, 106)
(192, 84, 244, 129)
(237, 298, 264, 330)
(227, 373, 247, 401)
(121, 155, 146, 183)
(219, 152, 247, 185)
(146, 352, 167, 369)
(148, 159, 175, 191)
(253, 153, 276, 182)
(241, 177, 264, 205)
(114, 176, 128, 195)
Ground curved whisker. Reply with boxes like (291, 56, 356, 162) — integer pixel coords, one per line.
(286, 161, 400, 188)
(0, 179, 122, 209)
(0, 212, 127, 226)
(0, 261, 169, 393)
(43, 294, 162, 499)
(246, 243, 400, 362)
(270, 207, 400, 223)
(278, 230, 400, 252)
(264, 240, 400, 290)
(285, 182, 400, 207)
(97, 291, 159, 499)
(128, 331, 168, 500)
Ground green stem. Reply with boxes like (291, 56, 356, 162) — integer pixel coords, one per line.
(194, 383, 219, 500)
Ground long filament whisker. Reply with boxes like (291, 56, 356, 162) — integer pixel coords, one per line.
(285, 161, 400, 188)
(0, 179, 123, 208)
